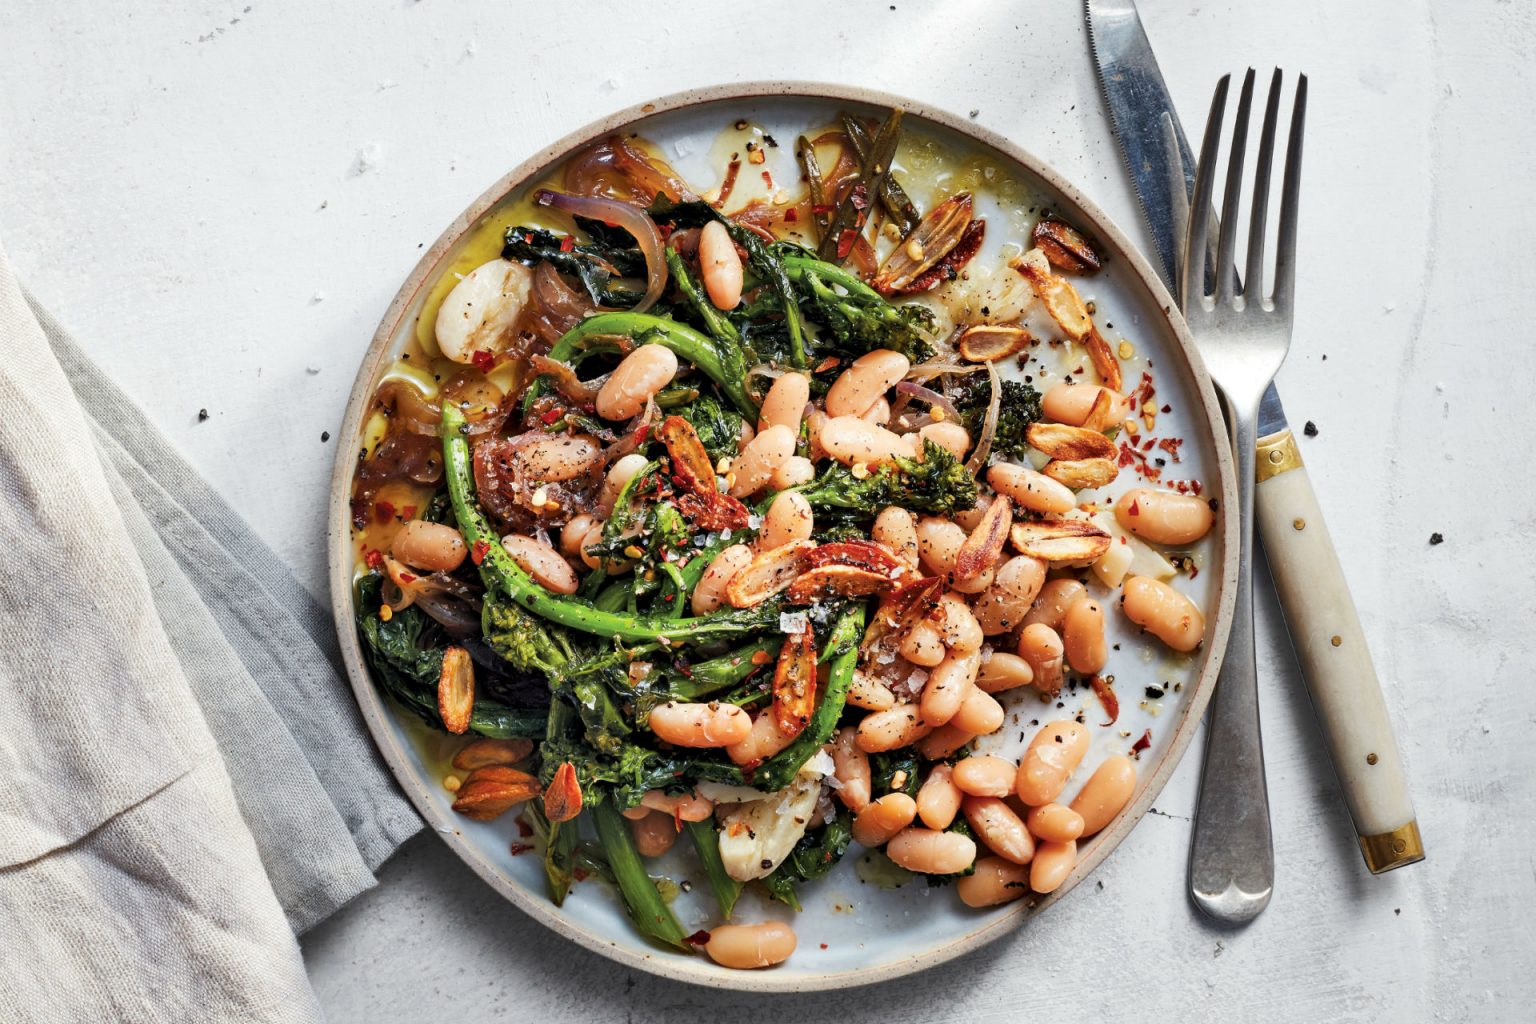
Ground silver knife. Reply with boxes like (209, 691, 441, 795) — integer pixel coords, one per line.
(1086, 0, 1423, 892)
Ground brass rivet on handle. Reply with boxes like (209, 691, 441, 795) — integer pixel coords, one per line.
(1366, 752, 1379, 765)
(1268, 449, 1285, 464)
(1331, 635, 1342, 647)
(1293, 517, 1306, 530)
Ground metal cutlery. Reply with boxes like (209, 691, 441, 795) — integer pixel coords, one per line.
(1087, 0, 1423, 910)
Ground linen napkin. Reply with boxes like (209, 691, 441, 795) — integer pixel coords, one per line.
(0, 242, 421, 1022)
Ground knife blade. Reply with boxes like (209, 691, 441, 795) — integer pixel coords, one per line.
(1086, 0, 1423, 878)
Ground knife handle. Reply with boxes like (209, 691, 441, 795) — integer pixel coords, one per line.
(1255, 430, 1424, 873)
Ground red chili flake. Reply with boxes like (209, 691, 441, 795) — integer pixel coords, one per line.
(523, 232, 534, 243)
(515, 818, 534, 838)
(400, 505, 417, 520)
(470, 539, 491, 565)
(540, 405, 565, 425)
(398, 572, 416, 584)
(1160, 404, 1172, 414)
(1140, 437, 1156, 452)
(471, 349, 496, 373)
(683, 929, 712, 947)
(1131, 728, 1152, 756)
(559, 235, 575, 253)
(819, 943, 829, 950)
(716, 159, 742, 208)
(364, 549, 384, 570)
(374, 500, 396, 523)
(635, 424, 651, 445)
(1089, 676, 1119, 726)
(1127, 499, 1140, 517)
(1188, 564, 1201, 579)
(1156, 437, 1184, 463)
(835, 228, 859, 259)
(760, 169, 775, 190)
(657, 222, 674, 240)
(784, 208, 799, 223)
(509, 842, 535, 856)
(811, 203, 834, 215)
(572, 867, 590, 882)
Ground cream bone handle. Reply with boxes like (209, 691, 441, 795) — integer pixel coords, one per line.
(1255, 430, 1423, 873)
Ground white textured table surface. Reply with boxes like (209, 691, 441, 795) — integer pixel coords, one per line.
(4, 1, 1532, 1020)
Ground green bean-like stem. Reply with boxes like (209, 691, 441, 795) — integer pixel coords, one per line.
(442, 403, 775, 644)
(670, 635, 782, 701)
(592, 799, 690, 952)
(781, 254, 885, 303)
(685, 819, 742, 921)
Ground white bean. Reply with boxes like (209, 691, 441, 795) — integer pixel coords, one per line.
(826, 349, 910, 418)
(595, 345, 678, 421)
(758, 372, 810, 435)
(500, 534, 579, 593)
(729, 424, 795, 498)
(759, 491, 814, 550)
(699, 220, 744, 310)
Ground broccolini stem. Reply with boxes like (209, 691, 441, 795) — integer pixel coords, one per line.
(442, 403, 775, 644)
(670, 636, 782, 701)
(781, 255, 885, 303)
(592, 799, 690, 952)
(725, 223, 806, 369)
(664, 248, 740, 345)
(684, 819, 742, 921)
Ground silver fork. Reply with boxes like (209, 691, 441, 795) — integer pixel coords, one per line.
(1183, 68, 1308, 923)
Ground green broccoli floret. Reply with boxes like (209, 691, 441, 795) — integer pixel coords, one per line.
(482, 596, 578, 678)
(794, 265, 936, 362)
(675, 393, 744, 462)
(951, 373, 1042, 461)
(796, 438, 977, 517)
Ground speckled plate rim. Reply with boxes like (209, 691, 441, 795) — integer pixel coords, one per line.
(328, 80, 1239, 993)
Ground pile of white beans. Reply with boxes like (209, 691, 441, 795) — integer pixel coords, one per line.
(403, 221, 1216, 971)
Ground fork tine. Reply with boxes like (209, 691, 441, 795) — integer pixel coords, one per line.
(1273, 73, 1308, 312)
(1214, 69, 1255, 306)
(1182, 74, 1230, 313)
(1245, 70, 1283, 302)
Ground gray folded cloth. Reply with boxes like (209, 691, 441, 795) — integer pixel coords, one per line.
(0, 243, 421, 1021)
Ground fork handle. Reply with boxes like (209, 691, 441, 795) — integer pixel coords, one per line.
(1189, 405, 1275, 923)
(1254, 429, 1424, 872)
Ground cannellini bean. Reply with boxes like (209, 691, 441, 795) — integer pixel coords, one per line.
(987, 462, 1076, 515)
(595, 344, 678, 421)
(391, 520, 467, 572)
(963, 796, 1035, 865)
(518, 435, 601, 482)
(852, 793, 918, 847)
(1062, 597, 1108, 675)
(937, 593, 984, 655)
(919, 420, 971, 461)
(726, 711, 798, 765)
(954, 496, 990, 532)
(578, 522, 609, 571)
(1015, 719, 1090, 806)
(758, 372, 810, 434)
(1122, 575, 1205, 652)
(704, 922, 797, 970)
(621, 804, 651, 821)
(848, 668, 898, 711)
(560, 514, 600, 557)
(873, 507, 920, 571)
(1023, 578, 1087, 631)
(1030, 839, 1077, 894)
(629, 810, 678, 857)
(916, 723, 978, 761)
(916, 763, 963, 830)
(759, 491, 814, 550)
(434, 258, 532, 364)
(500, 534, 579, 594)
(977, 651, 1034, 693)
(856, 704, 932, 753)
(699, 220, 744, 310)
(1025, 803, 1085, 843)
(958, 856, 1031, 907)
(648, 701, 752, 748)
(1042, 381, 1129, 427)
(920, 650, 981, 727)
(691, 544, 753, 614)
(1069, 754, 1137, 836)
(971, 555, 1048, 635)
(1114, 488, 1215, 545)
(950, 565, 994, 595)
(771, 455, 816, 490)
(916, 517, 965, 575)
(819, 416, 913, 467)
(832, 727, 872, 812)
(804, 409, 829, 461)
(900, 619, 946, 667)
(729, 424, 795, 498)
(951, 687, 1004, 735)
(640, 789, 715, 822)
(601, 453, 651, 513)
(826, 349, 910, 418)
(739, 421, 755, 446)
(1017, 622, 1065, 695)
(886, 827, 977, 875)
(861, 396, 892, 427)
(952, 755, 1018, 798)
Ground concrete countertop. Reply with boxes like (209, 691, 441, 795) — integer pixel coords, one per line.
(3, 1, 1531, 1020)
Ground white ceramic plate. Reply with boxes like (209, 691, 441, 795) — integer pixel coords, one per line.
(329, 83, 1237, 992)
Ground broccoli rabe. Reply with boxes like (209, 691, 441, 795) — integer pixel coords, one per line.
(502, 224, 647, 306)
(796, 438, 977, 517)
(788, 257, 937, 362)
(951, 373, 1042, 461)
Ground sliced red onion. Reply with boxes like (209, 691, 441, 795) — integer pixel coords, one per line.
(894, 380, 959, 421)
(965, 361, 1002, 476)
(535, 189, 666, 314)
(530, 354, 608, 404)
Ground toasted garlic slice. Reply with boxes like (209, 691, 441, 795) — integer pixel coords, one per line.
(1009, 520, 1113, 565)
